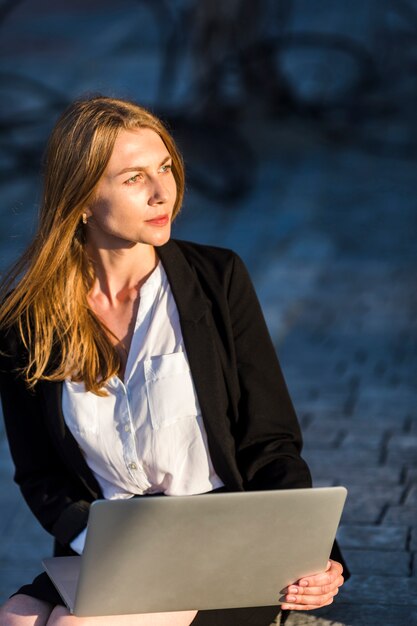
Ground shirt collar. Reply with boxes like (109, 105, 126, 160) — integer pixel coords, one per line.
(140, 261, 165, 298)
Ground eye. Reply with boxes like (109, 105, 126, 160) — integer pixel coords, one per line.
(125, 173, 143, 185)
(160, 163, 172, 174)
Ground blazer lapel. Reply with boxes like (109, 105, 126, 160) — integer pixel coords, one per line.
(158, 240, 244, 490)
(39, 380, 102, 498)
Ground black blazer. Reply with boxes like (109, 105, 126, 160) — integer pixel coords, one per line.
(0, 240, 321, 554)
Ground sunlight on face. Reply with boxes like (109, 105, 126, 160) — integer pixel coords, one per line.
(86, 128, 177, 250)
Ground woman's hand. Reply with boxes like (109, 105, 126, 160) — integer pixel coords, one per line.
(281, 559, 344, 611)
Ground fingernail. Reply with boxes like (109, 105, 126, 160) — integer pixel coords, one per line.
(300, 580, 308, 587)
(287, 595, 297, 602)
(289, 586, 298, 593)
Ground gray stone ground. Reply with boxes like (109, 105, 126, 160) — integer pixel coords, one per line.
(1, 2, 416, 624)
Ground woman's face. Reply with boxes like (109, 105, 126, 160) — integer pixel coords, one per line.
(85, 127, 177, 250)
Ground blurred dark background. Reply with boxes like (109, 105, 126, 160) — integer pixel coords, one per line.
(1, 1, 417, 236)
(2, 0, 417, 229)
(1, 2, 417, 623)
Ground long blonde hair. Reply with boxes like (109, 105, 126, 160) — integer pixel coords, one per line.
(0, 95, 185, 394)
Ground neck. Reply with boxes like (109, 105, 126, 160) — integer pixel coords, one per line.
(86, 242, 158, 306)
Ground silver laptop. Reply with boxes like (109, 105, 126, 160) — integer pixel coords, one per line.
(43, 486, 347, 617)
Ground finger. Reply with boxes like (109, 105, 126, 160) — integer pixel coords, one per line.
(282, 589, 338, 611)
(286, 573, 344, 596)
(285, 586, 339, 606)
(287, 575, 344, 598)
(281, 596, 335, 611)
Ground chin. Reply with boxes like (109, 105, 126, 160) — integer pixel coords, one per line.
(148, 228, 171, 247)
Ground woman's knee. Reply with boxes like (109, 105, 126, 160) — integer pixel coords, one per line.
(45, 606, 81, 626)
(45, 608, 198, 626)
(0, 594, 53, 625)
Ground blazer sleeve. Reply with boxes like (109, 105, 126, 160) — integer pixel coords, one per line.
(225, 254, 349, 577)
(0, 328, 92, 547)
(227, 253, 312, 491)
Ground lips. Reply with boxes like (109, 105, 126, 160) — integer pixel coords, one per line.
(146, 215, 170, 226)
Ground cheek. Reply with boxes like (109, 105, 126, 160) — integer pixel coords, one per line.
(90, 196, 113, 220)
(169, 177, 178, 202)
(89, 195, 133, 231)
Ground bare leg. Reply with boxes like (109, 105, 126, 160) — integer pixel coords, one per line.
(47, 606, 198, 626)
(0, 594, 53, 626)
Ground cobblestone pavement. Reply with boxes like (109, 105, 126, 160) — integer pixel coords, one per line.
(1, 3, 416, 624)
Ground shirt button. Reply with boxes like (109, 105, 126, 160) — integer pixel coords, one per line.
(128, 462, 137, 470)
(124, 424, 131, 432)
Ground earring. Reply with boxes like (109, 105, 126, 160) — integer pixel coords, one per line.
(82, 213, 88, 225)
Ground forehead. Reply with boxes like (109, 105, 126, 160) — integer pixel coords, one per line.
(106, 128, 169, 171)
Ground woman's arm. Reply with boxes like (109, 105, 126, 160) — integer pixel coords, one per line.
(226, 253, 349, 605)
(0, 328, 93, 547)
(226, 253, 312, 491)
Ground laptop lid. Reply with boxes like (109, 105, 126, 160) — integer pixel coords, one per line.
(43, 486, 347, 617)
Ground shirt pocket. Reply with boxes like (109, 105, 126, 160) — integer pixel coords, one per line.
(144, 351, 200, 430)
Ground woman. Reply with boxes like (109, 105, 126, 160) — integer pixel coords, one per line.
(0, 96, 345, 626)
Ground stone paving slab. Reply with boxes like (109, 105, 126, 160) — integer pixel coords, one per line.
(406, 485, 417, 504)
(388, 435, 417, 449)
(313, 467, 404, 488)
(303, 418, 408, 438)
(383, 506, 417, 526)
(303, 449, 381, 468)
(406, 469, 417, 485)
(337, 575, 417, 606)
(0, 435, 51, 601)
(337, 525, 408, 551)
(283, 605, 417, 626)
(342, 485, 404, 503)
(386, 449, 417, 466)
(336, 486, 405, 525)
(341, 549, 411, 576)
(338, 434, 385, 451)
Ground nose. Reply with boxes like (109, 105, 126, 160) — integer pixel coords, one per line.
(148, 178, 168, 206)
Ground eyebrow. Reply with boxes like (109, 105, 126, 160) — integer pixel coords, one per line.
(116, 155, 172, 176)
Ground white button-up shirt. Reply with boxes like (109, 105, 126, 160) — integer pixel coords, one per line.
(62, 262, 223, 552)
